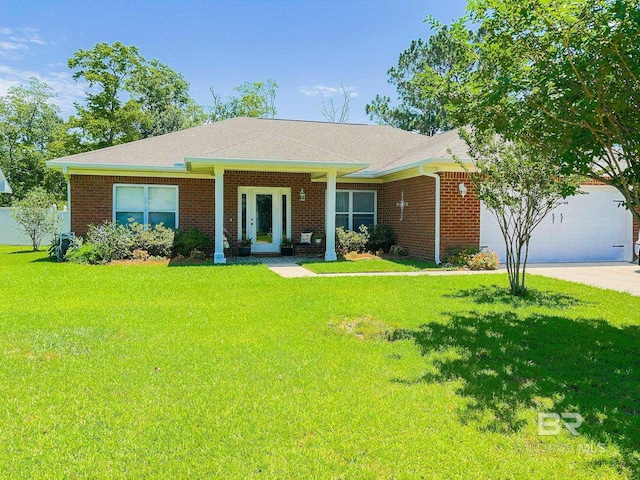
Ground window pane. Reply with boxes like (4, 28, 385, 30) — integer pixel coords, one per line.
(116, 211, 144, 225)
(148, 187, 176, 211)
(336, 214, 350, 230)
(336, 192, 349, 212)
(149, 212, 176, 229)
(353, 214, 375, 230)
(282, 194, 287, 238)
(255, 194, 273, 244)
(353, 192, 374, 212)
(116, 186, 144, 211)
(241, 193, 247, 240)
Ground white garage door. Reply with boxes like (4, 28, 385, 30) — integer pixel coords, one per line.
(480, 186, 634, 263)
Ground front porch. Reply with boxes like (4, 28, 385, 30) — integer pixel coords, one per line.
(183, 161, 368, 265)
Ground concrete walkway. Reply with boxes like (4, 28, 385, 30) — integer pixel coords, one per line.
(266, 259, 640, 296)
(526, 262, 640, 296)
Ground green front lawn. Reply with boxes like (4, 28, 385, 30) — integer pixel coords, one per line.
(300, 257, 440, 273)
(1, 246, 638, 478)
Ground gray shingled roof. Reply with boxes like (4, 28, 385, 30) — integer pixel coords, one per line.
(47, 117, 470, 174)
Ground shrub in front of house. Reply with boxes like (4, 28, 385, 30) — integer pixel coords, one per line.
(85, 221, 132, 262)
(336, 225, 369, 255)
(65, 221, 177, 264)
(466, 249, 499, 270)
(128, 222, 175, 258)
(389, 244, 408, 257)
(173, 227, 213, 257)
(444, 245, 482, 267)
(366, 225, 396, 254)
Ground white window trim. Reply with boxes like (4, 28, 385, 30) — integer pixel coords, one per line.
(113, 183, 179, 228)
(336, 189, 377, 230)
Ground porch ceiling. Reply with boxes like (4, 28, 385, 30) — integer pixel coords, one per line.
(184, 156, 369, 179)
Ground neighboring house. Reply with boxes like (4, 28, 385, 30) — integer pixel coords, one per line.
(46, 117, 637, 264)
(0, 167, 12, 195)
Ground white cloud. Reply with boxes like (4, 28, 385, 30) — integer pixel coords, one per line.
(299, 83, 359, 98)
(0, 65, 86, 116)
(0, 27, 46, 59)
(0, 41, 28, 54)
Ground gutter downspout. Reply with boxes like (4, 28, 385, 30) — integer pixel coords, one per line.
(63, 166, 70, 230)
(418, 166, 440, 264)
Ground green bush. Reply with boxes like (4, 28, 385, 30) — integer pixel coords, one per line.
(466, 249, 500, 270)
(66, 221, 176, 264)
(444, 245, 481, 267)
(336, 225, 369, 254)
(66, 239, 100, 264)
(86, 221, 132, 262)
(366, 225, 396, 253)
(128, 222, 175, 258)
(173, 228, 213, 257)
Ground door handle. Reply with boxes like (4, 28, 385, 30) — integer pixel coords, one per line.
(560, 213, 563, 224)
(552, 213, 555, 224)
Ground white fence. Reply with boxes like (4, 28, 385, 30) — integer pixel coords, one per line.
(0, 207, 71, 246)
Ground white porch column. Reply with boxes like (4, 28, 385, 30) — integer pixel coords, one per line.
(213, 166, 226, 264)
(324, 169, 338, 261)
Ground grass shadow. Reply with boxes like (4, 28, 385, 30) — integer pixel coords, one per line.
(392, 310, 640, 474)
(447, 285, 585, 308)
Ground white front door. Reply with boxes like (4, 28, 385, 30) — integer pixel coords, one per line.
(238, 187, 291, 253)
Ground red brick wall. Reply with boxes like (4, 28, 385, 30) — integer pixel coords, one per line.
(69, 172, 486, 263)
(69, 175, 214, 237)
(438, 171, 480, 260)
(379, 176, 436, 260)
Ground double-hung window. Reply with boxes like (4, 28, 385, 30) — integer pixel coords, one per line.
(336, 190, 376, 230)
(114, 184, 178, 229)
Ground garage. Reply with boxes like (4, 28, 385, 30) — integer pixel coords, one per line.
(480, 186, 634, 263)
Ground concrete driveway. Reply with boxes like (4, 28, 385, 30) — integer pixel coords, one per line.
(526, 262, 640, 296)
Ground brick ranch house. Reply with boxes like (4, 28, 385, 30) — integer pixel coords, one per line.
(46, 117, 637, 264)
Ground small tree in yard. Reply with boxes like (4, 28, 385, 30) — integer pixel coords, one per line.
(458, 129, 580, 295)
(10, 188, 60, 251)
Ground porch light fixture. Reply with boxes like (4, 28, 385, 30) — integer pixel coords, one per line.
(299, 189, 306, 201)
(458, 182, 467, 198)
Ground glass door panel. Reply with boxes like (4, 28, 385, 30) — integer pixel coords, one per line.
(255, 193, 273, 245)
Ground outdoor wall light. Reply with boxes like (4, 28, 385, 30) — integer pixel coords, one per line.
(459, 182, 467, 198)
(299, 189, 306, 201)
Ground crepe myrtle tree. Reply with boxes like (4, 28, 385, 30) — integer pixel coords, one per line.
(456, 129, 581, 295)
(10, 187, 60, 251)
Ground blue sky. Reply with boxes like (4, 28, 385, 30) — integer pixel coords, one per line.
(0, 0, 468, 124)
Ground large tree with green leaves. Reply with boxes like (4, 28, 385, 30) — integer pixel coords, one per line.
(0, 78, 65, 206)
(67, 42, 204, 151)
(366, 19, 477, 135)
(447, 0, 640, 225)
(130, 59, 206, 138)
(209, 80, 278, 122)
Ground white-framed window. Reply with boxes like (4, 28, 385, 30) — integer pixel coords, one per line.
(336, 190, 376, 230)
(113, 184, 179, 229)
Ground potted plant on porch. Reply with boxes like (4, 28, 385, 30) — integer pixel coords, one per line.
(280, 237, 294, 256)
(238, 237, 252, 257)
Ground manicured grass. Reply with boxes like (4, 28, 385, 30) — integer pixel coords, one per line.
(300, 257, 440, 273)
(1, 245, 639, 478)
